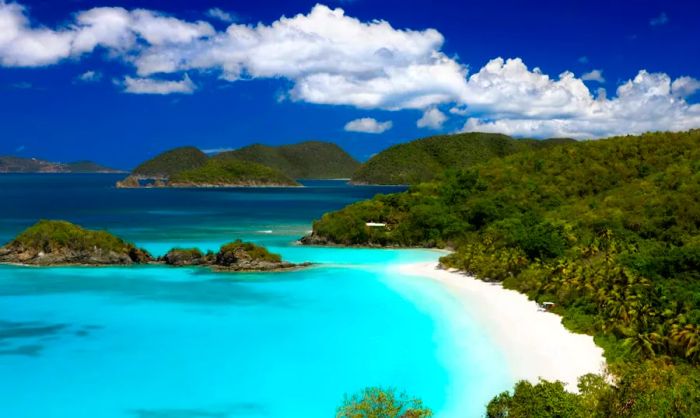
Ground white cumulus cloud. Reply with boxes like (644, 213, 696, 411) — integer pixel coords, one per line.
(461, 68, 700, 138)
(123, 74, 195, 95)
(0, 2, 214, 67)
(581, 69, 605, 83)
(671, 76, 700, 98)
(344, 118, 393, 134)
(77, 70, 102, 82)
(417, 107, 447, 129)
(206, 8, 236, 23)
(0, 1, 698, 138)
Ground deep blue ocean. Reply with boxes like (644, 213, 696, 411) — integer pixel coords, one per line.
(0, 175, 511, 417)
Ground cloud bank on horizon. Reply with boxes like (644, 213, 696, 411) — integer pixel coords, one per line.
(1, 1, 699, 139)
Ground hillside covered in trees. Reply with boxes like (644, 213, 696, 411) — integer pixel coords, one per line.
(305, 130, 700, 416)
(169, 158, 299, 187)
(216, 141, 359, 179)
(350, 132, 574, 185)
(131, 146, 209, 178)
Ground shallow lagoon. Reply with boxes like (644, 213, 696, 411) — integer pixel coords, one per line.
(0, 175, 512, 417)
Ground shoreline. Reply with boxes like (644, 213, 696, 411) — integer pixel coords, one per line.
(396, 261, 606, 392)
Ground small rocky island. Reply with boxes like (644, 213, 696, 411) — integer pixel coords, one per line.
(162, 240, 304, 271)
(0, 220, 151, 265)
(0, 220, 308, 272)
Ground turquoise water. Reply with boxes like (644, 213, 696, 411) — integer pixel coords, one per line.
(0, 175, 512, 417)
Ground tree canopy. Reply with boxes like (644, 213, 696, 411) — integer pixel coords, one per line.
(309, 130, 700, 415)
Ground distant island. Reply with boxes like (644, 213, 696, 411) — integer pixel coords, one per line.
(0, 156, 123, 174)
(216, 141, 360, 179)
(0, 220, 307, 271)
(116, 141, 358, 188)
(349, 132, 575, 185)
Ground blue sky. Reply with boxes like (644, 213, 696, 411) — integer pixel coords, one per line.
(1, 0, 699, 169)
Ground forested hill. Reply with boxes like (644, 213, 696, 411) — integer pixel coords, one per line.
(350, 132, 575, 185)
(131, 146, 208, 178)
(215, 141, 360, 179)
(0, 156, 122, 173)
(168, 158, 299, 187)
(305, 130, 700, 416)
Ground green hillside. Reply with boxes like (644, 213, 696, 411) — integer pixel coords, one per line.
(169, 158, 299, 187)
(132, 146, 208, 178)
(306, 130, 700, 416)
(215, 141, 359, 179)
(350, 132, 574, 185)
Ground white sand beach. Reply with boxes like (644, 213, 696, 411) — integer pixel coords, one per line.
(397, 262, 606, 392)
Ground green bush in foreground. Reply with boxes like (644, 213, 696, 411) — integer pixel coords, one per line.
(489, 360, 700, 417)
(336, 387, 432, 418)
(486, 379, 585, 418)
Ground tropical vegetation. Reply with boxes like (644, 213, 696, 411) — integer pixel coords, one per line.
(9, 219, 137, 254)
(131, 146, 208, 178)
(336, 387, 433, 418)
(169, 158, 299, 186)
(216, 141, 360, 179)
(350, 132, 574, 185)
(311, 130, 700, 416)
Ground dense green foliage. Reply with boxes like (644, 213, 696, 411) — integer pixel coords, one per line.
(132, 146, 208, 177)
(169, 158, 299, 186)
(490, 361, 700, 417)
(310, 130, 700, 415)
(487, 379, 585, 418)
(216, 141, 360, 179)
(10, 220, 135, 253)
(336, 387, 433, 418)
(217, 239, 282, 263)
(350, 132, 573, 185)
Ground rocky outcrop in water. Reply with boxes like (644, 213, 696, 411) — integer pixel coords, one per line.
(116, 175, 140, 188)
(162, 241, 309, 272)
(161, 248, 210, 266)
(0, 220, 152, 266)
(298, 233, 335, 246)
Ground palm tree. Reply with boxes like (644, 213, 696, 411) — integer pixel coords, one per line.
(622, 332, 662, 359)
(671, 324, 700, 363)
